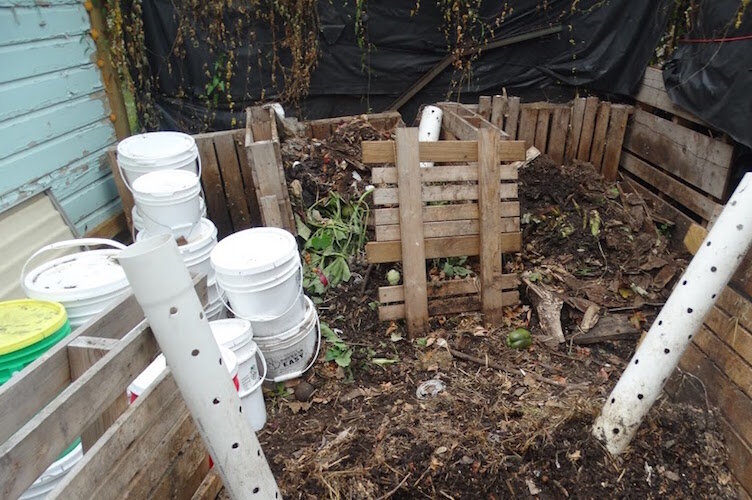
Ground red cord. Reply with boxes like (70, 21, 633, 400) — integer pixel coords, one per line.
(679, 34, 752, 43)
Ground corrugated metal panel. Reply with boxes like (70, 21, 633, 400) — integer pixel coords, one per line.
(0, 193, 75, 301)
(0, 0, 121, 235)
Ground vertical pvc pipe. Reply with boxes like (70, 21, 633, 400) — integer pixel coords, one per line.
(418, 105, 442, 168)
(593, 173, 752, 455)
(118, 235, 281, 499)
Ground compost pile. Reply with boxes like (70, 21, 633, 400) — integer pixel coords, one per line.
(242, 118, 735, 499)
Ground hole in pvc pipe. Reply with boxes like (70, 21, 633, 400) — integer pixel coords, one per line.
(637, 394, 643, 400)
(612, 428, 620, 435)
(213, 398, 220, 405)
(706, 241, 712, 246)
(276, 493, 279, 499)
(712, 294, 717, 299)
(239, 406, 243, 413)
(711, 266, 717, 272)
(258, 449, 261, 457)
(738, 224, 744, 230)
(687, 308, 693, 314)
(191, 349, 199, 356)
(169, 306, 178, 315)
(232, 442, 239, 449)
(634, 359, 639, 365)
(199, 312, 204, 319)
(658, 320, 663, 326)
(682, 280, 687, 286)
(219, 357, 223, 365)
(611, 398, 615, 404)
(688, 334, 693, 339)
(426, 132, 431, 137)
(664, 348, 670, 354)
(731, 201, 737, 206)
(253, 487, 259, 494)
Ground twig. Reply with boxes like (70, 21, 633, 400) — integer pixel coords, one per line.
(608, 302, 664, 312)
(377, 473, 411, 500)
(359, 263, 374, 295)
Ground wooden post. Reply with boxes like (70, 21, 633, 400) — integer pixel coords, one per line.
(547, 107, 571, 165)
(601, 105, 631, 181)
(395, 128, 429, 335)
(565, 97, 587, 162)
(505, 97, 520, 139)
(491, 95, 507, 129)
(478, 129, 503, 325)
(478, 96, 492, 120)
(67, 336, 127, 452)
(589, 103, 611, 169)
(576, 96, 600, 162)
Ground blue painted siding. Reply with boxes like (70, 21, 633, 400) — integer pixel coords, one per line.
(0, 1, 121, 235)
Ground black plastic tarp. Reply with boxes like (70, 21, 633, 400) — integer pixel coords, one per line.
(663, 2, 752, 149)
(136, 0, 671, 131)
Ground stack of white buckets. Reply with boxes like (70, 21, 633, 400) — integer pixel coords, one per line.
(117, 132, 226, 320)
(210, 227, 321, 384)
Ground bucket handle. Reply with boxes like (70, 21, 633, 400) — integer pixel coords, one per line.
(264, 311, 322, 383)
(21, 238, 127, 291)
(138, 206, 200, 236)
(214, 266, 304, 320)
(118, 151, 202, 194)
(246, 347, 268, 394)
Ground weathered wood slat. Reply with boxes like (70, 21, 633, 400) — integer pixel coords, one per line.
(234, 131, 262, 226)
(623, 109, 732, 198)
(214, 133, 252, 231)
(362, 140, 525, 164)
(372, 163, 517, 184)
(378, 290, 520, 321)
(589, 102, 610, 168)
(196, 138, 233, 237)
(703, 306, 752, 366)
(693, 325, 752, 400)
(478, 129, 504, 323)
(517, 108, 538, 149)
(547, 107, 570, 165)
(373, 202, 519, 225)
(620, 151, 722, 221)
(505, 97, 520, 139)
(634, 67, 705, 126)
(366, 232, 522, 263)
(565, 97, 586, 161)
(375, 217, 519, 241)
(437, 102, 509, 140)
(600, 104, 630, 181)
(576, 96, 599, 161)
(379, 274, 519, 303)
(478, 96, 492, 120)
(395, 128, 429, 334)
(491, 95, 507, 128)
(373, 183, 518, 205)
(534, 109, 550, 152)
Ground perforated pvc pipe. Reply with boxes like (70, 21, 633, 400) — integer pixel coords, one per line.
(593, 173, 752, 455)
(118, 235, 281, 499)
(418, 105, 442, 168)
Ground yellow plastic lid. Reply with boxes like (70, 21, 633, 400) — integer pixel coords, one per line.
(0, 300, 68, 355)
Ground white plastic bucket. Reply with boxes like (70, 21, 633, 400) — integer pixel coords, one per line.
(20, 443, 84, 499)
(254, 296, 320, 382)
(21, 239, 130, 330)
(249, 292, 306, 337)
(116, 131, 199, 186)
(210, 319, 260, 392)
(205, 292, 228, 321)
(132, 170, 201, 238)
(138, 218, 218, 286)
(133, 198, 206, 234)
(240, 384, 267, 431)
(211, 228, 304, 322)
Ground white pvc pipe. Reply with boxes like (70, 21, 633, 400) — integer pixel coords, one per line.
(418, 105, 442, 168)
(117, 235, 281, 499)
(593, 173, 752, 455)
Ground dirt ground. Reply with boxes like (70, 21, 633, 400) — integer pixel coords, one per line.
(247, 118, 736, 499)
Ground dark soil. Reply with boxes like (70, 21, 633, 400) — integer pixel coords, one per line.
(238, 118, 734, 499)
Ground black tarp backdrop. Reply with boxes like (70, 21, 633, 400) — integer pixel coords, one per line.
(664, 2, 752, 151)
(137, 0, 671, 131)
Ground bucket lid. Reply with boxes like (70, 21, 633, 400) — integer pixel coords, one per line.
(23, 250, 129, 302)
(210, 318, 253, 349)
(132, 170, 199, 197)
(0, 300, 68, 355)
(211, 227, 298, 276)
(117, 132, 196, 163)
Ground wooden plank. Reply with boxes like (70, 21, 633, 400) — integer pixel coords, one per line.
(505, 97, 520, 139)
(196, 138, 233, 237)
(192, 470, 223, 500)
(517, 108, 538, 149)
(372, 163, 517, 185)
(717, 286, 752, 333)
(373, 202, 519, 225)
(683, 223, 752, 296)
(589, 103, 611, 168)
(394, 128, 429, 334)
(704, 306, 752, 366)
(366, 232, 522, 263)
(376, 217, 520, 241)
(362, 140, 525, 164)
(565, 97, 586, 161)
(490, 95, 507, 128)
(214, 133, 252, 231)
(722, 420, 752, 497)
(634, 67, 706, 126)
(600, 104, 630, 181)
(546, 107, 570, 165)
(247, 141, 284, 228)
(478, 96, 492, 120)
(373, 183, 517, 205)
(576, 96, 599, 161)
(379, 291, 520, 321)
(52, 369, 181, 498)
(478, 129, 503, 323)
(234, 131, 262, 226)
(693, 325, 752, 400)
(623, 109, 732, 198)
(0, 323, 159, 500)
(534, 109, 550, 152)
(67, 338, 128, 452)
(621, 151, 722, 221)
(143, 422, 207, 500)
(106, 148, 134, 232)
(379, 274, 519, 303)
(440, 106, 480, 140)
(259, 195, 284, 229)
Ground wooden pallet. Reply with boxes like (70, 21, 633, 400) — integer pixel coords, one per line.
(364, 126, 525, 334)
(665, 224, 752, 497)
(0, 277, 224, 499)
(305, 111, 403, 140)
